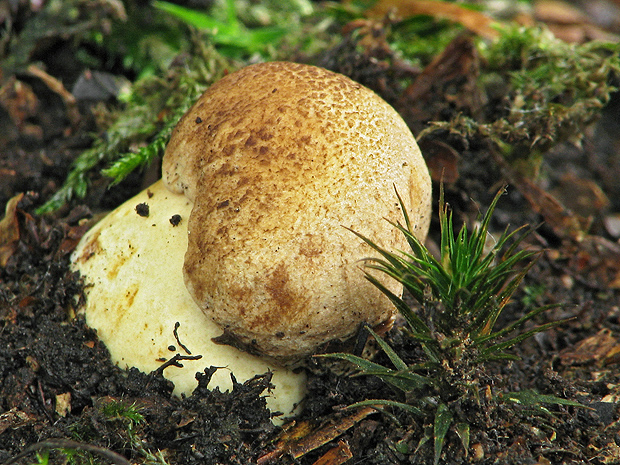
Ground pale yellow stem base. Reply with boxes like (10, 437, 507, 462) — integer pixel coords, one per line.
(71, 180, 306, 420)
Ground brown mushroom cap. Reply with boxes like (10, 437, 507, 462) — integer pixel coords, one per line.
(163, 61, 431, 363)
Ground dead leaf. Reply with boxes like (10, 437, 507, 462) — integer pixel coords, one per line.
(0, 408, 37, 435)
(559, 329, 620, 366)
(491, 151, 591, 241)
(56, 220, 92, 259)
(364, 0, 500, 39)
(418, 138, 460, 183)
(27, 64, 80, 129)
(604, 345, 620, 365)
(55, 392, 72, 417)
(591, 441, 620, 464)
(561, 235, 620, 289)
(491, 144, 620, 287)
(311, 440, 353, 465)
(287, 407, 373, 458)
(397, 33, 483, 134)
(0, 193, 24, 267)
(258, 406, 375, 464)
(534, 0, 589, 25)
(0, 77, 42, 141)
(533, 456, 553, 465)
(533, 0, 620, 43)
(551, 173, 609, 220)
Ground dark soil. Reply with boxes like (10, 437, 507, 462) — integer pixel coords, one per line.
(2, 2, 620, 464)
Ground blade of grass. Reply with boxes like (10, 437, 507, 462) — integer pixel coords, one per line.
(434, 403, 453, 465)
(348, 399, 425, 417)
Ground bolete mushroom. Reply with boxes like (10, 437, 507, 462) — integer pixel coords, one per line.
(162, 61, 431, 361)
(71, 61, 431, 417)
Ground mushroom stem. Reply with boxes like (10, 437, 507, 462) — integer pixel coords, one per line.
(71, 180, 306, 418)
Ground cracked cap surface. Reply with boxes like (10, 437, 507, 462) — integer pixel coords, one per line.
(162, 61, 432, 363)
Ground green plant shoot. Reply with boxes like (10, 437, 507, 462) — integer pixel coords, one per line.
(153, 0, 287, 58)
(352, 186, 562, 375)
(323, 186, 576, 464)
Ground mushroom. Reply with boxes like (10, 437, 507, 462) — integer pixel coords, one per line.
(71, 61, 431, 417)
(162, 61, 431, 362)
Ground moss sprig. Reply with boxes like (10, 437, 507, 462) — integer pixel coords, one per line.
(36, 41, 236, 214)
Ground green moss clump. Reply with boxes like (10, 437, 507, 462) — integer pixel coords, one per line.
(424, 25, 620, 169)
